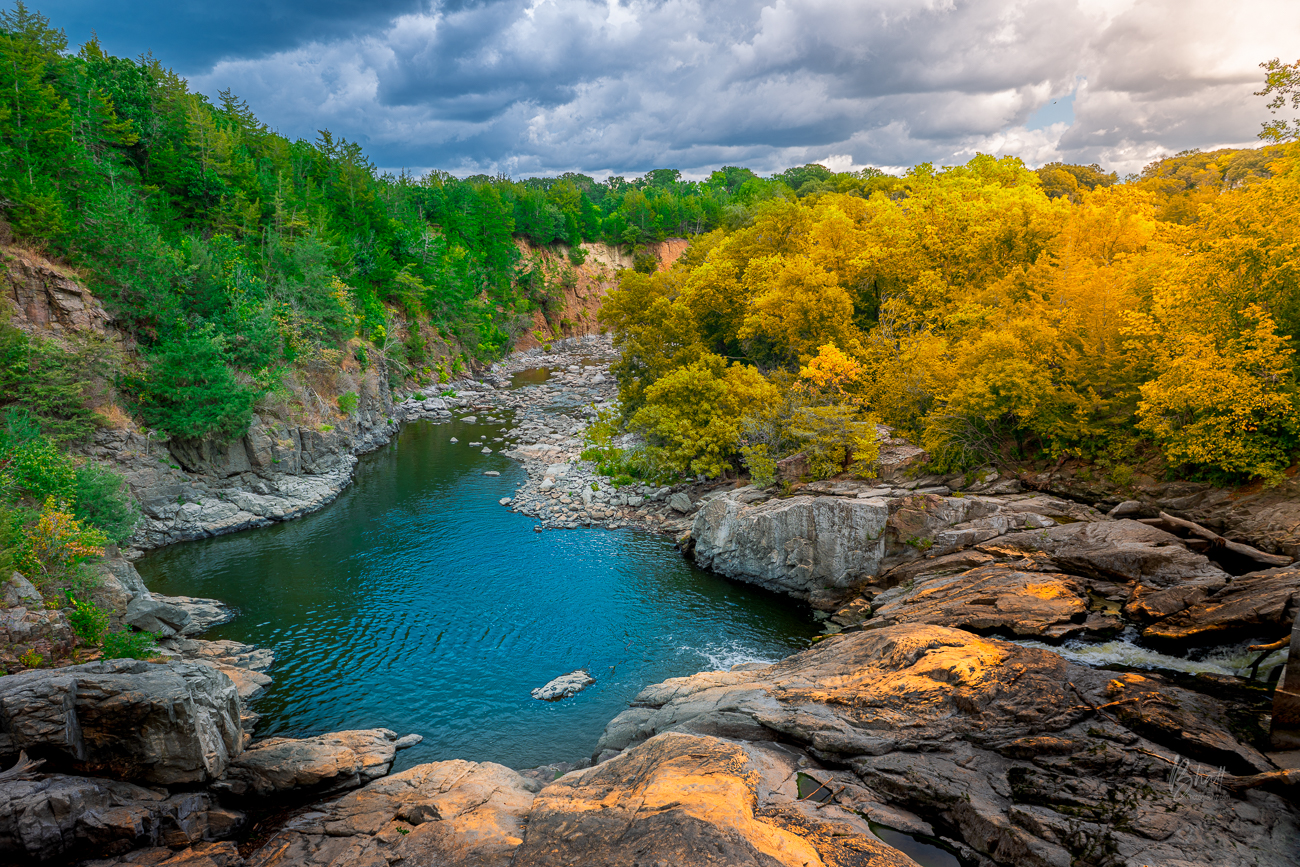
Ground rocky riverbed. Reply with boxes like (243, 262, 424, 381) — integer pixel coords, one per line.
(4, 334, 1300, 866)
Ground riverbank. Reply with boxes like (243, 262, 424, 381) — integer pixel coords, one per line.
(4, 336, 1300, 866)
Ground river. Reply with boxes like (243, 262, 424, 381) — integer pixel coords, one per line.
(137, 411, 819, 772)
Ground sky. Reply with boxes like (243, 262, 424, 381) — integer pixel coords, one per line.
(36, 0, 1300, 178)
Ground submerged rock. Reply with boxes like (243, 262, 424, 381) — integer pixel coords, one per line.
(531, 670, 594, 701)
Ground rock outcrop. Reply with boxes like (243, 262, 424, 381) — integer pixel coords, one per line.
(1, 773, 242, 863)
(1, 573, 74, 671)
(246, 760, 537, 867)
(2, 247, 113, 335)
(593, 625, 1298, 867)
(517, 731, 919, 867)
(214, 729, 404, 799)
(689, 490, 1073, 606)
(0, 659, 243, 785)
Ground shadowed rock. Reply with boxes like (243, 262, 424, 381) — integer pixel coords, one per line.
(0, 660, 242, 785)
(1140, 564, 1300, 647)
(0, 773, 242, 862)
(985, 519, 1229, 588)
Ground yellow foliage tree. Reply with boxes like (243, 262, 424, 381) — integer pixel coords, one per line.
(28, 496, 107, 577)
(1137, 306, 1298, 482)
(630, 355, 779, 478)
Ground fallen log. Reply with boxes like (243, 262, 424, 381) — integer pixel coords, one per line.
(1222, 768, 1300, 794)
(0, 751, 44, 782)
(1136, 512, 1294, 568)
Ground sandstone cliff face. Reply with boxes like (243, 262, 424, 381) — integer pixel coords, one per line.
(511, 238, 688, 352)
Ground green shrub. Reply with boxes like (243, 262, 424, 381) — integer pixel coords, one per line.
(65, 591, 109, 645)
(337, 392, 360, 415)
(740, 442, 777, 487)
(128, 331, 259, 442)
(632, 248, 658, 274)
(71, 463, 139, 543)
(568, 246, 587, 266)
(785, 405, 880, 480)
(102, 628, 157, 660)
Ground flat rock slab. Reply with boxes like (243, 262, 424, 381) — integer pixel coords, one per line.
(531, 670, 594, 701)
(986, 519, 1229, 588)
(1141, 564, 1300, 647)
(84, 842, 246, 867)
(514, 732, 919, 867)
(867, 563, 1093, 639)
(214, 729, 402, 799)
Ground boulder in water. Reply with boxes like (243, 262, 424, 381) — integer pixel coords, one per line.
(531, 670, 594, 702)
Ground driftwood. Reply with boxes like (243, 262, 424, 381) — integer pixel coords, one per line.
(1137, 512, 1293, 568)
(1222, 768, 1300, 794)
(1247, 637, 1292, 683)
(0, 751, 44, 782)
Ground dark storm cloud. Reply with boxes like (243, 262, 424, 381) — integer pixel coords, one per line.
(40, 0, 1300, 176)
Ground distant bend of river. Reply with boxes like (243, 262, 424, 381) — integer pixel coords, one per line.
(137, 412, 819, 771)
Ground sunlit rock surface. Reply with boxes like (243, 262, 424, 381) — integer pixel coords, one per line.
(592, 625, 1298, 867)
(246, 760, 536, 867)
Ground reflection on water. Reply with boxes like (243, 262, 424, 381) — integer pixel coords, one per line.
(138, 417, 818, 771)
(508, 367, 551, 389)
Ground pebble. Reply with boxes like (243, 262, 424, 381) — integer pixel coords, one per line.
(450, 437, 458, 443)
(484, 471, 500, 476)
(482, 447, 492, 454)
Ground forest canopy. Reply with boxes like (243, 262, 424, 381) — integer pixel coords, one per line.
(0, 3, 838, 445)
(600, 147, 1300, 486)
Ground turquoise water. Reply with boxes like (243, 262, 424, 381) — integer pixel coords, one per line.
(137, 415, 818, 771)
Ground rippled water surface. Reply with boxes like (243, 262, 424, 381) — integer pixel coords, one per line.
(138, 415, 818, 771)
